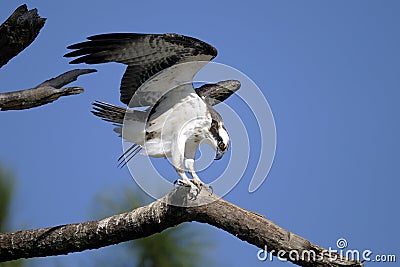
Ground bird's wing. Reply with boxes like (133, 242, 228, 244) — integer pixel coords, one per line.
(195, 80, 241, 106)
(90, 78, 242, 125)
(91, 101, 147, 125)
(65, 33, 217, 107)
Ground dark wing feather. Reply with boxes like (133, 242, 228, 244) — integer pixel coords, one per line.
(65, 33, 217, 106)
(195, 80, 241, 106)
(92, 101, 126, 125)
(91, 101, 146, 125)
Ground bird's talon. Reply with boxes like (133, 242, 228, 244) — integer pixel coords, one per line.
(207, 185, 213, 195)
(174, 179, 189, 187)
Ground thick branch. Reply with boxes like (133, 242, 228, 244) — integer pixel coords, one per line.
(0, 188, 363, 267)
(0, 69, 96, 110)
(0, 5, 46, 68)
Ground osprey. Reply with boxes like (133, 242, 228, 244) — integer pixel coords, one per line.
(65, 33, 241, 197)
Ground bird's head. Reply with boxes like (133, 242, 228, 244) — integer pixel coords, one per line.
(209, 118, 230, 161)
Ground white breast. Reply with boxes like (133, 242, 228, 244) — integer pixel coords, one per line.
(140, 83, 211, 158)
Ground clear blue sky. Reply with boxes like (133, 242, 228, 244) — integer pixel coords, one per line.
(1, 1, 399, 266)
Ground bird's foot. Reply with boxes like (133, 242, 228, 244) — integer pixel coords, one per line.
(190, 179, 213, 195)
(174, 179, 200, 200)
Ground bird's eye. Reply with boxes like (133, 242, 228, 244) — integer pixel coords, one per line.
(218, 143, 226, 150)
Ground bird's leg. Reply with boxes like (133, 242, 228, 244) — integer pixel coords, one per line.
(184, 158, 213, 194)
(172, 142, 200, 199)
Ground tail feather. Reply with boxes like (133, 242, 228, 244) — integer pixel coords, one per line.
(117, 144, 142, 168)
(92, 101, 146, 165)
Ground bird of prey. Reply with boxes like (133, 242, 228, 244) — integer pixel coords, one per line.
(65, 33, 241, 197)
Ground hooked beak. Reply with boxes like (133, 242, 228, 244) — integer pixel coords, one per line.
(215, 149, 223, 160)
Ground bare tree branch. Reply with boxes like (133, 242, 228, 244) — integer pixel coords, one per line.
(34, 69, 96, 89)
(0, 69, 96, 111)
(0, 5, 96, 111)
(0, 188, 363, 267)
(0, 4, 46, 68)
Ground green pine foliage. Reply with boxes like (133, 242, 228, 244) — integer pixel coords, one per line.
(0, 165, 24, 267)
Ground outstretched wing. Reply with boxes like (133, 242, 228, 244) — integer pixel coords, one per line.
(195, 80, 241, 106)
(91, 79, 241, 125)
(65, 33, 217, 107)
